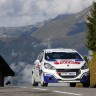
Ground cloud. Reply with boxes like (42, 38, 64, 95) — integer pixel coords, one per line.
(10, 62, 32, 86)
(0, 0, 94, 27)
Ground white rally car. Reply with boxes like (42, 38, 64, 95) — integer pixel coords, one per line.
(32, 48, 90, 87)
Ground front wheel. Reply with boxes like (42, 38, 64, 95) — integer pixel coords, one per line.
(82, 83, 90, 87)
(41, 73, 48, 87)
(70, 83, 76, 87)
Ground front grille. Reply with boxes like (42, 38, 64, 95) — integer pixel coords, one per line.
(56, 69, 81, 78)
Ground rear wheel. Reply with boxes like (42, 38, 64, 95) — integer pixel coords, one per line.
(32, 74, 38, 86)
(70, 83, 76, 87)
(41, 73, 48, 87)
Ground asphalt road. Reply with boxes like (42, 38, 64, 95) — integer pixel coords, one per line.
(0, 86, 95, 96)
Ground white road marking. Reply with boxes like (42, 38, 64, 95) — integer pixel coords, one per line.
(33, 88, 49, 91)
(18, 86, 29, 89)
(19, 87, 48, 91)
(19, 86, 82, 96)
(53, 91, 82, 96)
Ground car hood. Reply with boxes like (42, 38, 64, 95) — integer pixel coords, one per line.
(45, 59, 85, 69)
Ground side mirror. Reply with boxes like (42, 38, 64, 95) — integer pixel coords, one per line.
(84, 56, 89, 63)
(32, 60, 40, 69)
(34, 60, 41, 68)
(34, 60, 40, 65)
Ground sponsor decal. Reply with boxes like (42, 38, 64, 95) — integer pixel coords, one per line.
(54, 61, 80, 65)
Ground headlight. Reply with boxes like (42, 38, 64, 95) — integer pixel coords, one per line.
(44, 63, 55, 70)
(81, 63, 88, 70)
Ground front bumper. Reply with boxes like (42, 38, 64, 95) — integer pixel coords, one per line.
(43, 71, 90, 83)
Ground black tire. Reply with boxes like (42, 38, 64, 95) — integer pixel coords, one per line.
(82, 83, 90, 87)
(32, 82, 38, 86)
(40, 73, 48, 87)
(32, 79, 38, 86)
(70, 83, 76, 87)
(41, 82, 48, 87)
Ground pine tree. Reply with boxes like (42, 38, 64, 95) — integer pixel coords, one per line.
(86, 2, 96, 51)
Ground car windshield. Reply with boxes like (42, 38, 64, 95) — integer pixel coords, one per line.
(45, 52, 82, 60)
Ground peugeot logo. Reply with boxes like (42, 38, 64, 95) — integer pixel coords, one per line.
(67, 64, 69, 67)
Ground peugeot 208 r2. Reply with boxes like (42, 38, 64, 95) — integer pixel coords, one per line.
(32, 48, 90, 87)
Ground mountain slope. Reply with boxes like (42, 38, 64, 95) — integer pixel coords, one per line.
(31, 7, 90, 40)
(30, 7, 90, 55)
(0, 23, 44, 37)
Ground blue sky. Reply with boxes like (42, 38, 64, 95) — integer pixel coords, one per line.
(0, 0, 94, 27)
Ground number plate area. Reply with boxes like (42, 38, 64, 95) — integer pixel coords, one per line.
(61, 72, 76, 76)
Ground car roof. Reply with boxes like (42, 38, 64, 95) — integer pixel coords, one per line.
(43, 48, 78, 53)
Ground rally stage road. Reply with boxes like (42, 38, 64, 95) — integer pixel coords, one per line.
(0, 86, 95, 96)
